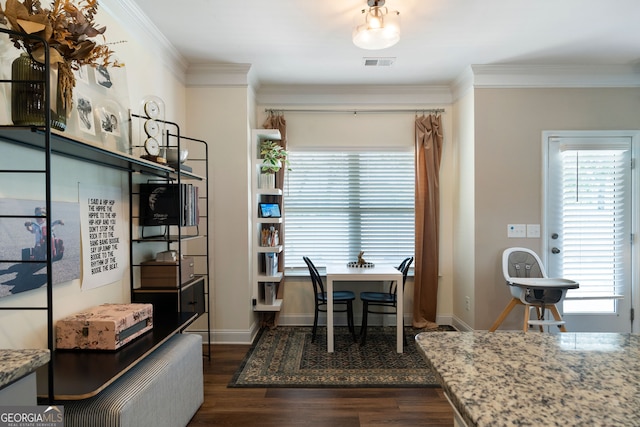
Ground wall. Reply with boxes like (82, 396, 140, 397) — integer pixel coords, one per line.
(185, 83, 254, 343)
(0, 0, 187, 349)
(451, 88, 475, 330)
(471, 87, 640, 330)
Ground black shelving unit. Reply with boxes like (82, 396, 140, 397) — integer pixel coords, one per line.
(130, 115, 211, 360)
(0, 28, 211, 402)
(0, 27, 56, 403)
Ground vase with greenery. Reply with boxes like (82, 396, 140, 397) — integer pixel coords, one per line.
(259, 140, 289, 189)
(0, 0, 121, 130)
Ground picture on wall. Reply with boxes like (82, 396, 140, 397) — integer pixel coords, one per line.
(0, 198, 81, 298)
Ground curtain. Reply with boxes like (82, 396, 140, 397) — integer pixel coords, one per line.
(413, 114, 443, 329)
(261, 111, 287, 327)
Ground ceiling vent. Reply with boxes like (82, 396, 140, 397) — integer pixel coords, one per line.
(363, 57, 396, 67)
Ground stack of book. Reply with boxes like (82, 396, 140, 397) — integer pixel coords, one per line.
(139, 183, 199, 226)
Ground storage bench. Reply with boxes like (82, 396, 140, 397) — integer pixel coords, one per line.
(63, 333, 203, 427)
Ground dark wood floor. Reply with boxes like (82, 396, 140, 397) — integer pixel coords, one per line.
(187, 344, 454, 427)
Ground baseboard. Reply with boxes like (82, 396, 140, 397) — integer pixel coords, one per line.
(185, 323, 259, 345)
(451, 315, 473, 331)
(186, 313, 462, 345)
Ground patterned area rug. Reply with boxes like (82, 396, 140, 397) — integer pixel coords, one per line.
(228, 325, 456, 388)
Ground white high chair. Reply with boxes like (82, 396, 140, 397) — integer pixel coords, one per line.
(489, 247, 579, 332)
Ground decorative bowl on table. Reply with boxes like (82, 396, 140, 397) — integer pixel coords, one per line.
(347, 261, 375, 268)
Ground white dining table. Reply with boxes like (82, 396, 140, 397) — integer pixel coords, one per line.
(325, 264, 403, 353)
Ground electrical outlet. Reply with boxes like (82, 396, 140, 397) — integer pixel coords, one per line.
(465, 296, 471, 311)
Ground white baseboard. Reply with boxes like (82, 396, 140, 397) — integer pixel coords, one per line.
(187, 313, 461, 345)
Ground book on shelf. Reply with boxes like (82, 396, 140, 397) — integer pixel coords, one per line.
(140, 183, 199, 227)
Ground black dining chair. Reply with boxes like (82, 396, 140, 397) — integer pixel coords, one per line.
(303, 256, 357, 343)
(359, 256, 413, 346)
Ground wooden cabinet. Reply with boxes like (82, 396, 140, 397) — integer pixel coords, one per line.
(134, 277, 206, 317)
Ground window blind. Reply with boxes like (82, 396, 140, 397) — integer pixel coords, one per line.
(284, 151, 415, 269)
(558, 147, 630, 313)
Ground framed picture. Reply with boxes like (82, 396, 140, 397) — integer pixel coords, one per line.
(66, 65, 131, 154)
(75, 91, 95, 136)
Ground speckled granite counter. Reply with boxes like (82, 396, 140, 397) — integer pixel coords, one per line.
(415, 332, 640, 427)
(0, 349, 50, 389)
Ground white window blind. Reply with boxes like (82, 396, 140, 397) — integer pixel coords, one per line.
(284, 151, 415, 269)
(558, 145, 630, 313)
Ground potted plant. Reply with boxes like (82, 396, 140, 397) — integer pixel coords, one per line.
(0, 0, 121, 130)
(259, 140, 289, 189)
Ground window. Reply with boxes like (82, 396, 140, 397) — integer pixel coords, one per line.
(284, 150, 415, 269)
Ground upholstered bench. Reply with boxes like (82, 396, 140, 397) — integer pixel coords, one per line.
(63, 333, 203, 427)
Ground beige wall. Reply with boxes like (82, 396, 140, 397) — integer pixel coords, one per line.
(470, 87, 640, 330)
(185, 86, 254, 340)
(451, 89, 476, 330)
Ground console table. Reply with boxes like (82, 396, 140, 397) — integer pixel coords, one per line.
(326, 264, 402, 353)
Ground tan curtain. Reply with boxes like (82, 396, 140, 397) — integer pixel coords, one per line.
(261, 111, 287, 327)
(413, 114, 443, 329)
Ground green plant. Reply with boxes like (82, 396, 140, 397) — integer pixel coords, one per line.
(260, 140, 290, 173)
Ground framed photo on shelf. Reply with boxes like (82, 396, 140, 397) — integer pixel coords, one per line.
(66, 64, 131, 154)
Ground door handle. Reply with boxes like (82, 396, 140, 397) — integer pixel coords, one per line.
(551, 247, 561, 254)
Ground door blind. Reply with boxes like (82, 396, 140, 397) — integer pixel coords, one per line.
(558, 146, 630, 311)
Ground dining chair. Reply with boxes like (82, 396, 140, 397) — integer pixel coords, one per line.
(359, 257, 413, 346)
(303, 257, 357, 343)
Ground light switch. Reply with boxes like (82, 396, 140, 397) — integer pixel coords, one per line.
(507, 224, 526, 238)
(527, 224, 541, 238)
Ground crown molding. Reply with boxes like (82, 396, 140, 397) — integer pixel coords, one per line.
(256, 84, 452, 106)
(101, 0, 188, 83)
(452, 64, 640, 100)
(185, 63, 254, 87)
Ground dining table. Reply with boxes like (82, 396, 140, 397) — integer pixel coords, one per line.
(325, 263, 403, 353)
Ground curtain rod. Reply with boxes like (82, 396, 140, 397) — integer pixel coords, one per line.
(265, 108, 445, 115)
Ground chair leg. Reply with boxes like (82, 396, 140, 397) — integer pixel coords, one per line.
(489, 298, 520, 332)
(548, 305, 568, 332)
(312, 307, 319, 343)
(347, 301, 357, 342)
(523, 304, 531, 332)
(360, 301, 369, 345)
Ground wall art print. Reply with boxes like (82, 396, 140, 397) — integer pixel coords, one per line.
(0, 198, 81, 298)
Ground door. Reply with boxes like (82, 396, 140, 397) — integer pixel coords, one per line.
(544, 131, 637, 333)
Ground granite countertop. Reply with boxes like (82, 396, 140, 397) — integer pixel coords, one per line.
(0, 349, 50, 389)
(415, 331, 640, 427)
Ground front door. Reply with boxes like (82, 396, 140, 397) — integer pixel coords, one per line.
(544, 131, 637, 333)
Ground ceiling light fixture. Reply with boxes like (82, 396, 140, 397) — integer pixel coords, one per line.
(353, 0, 400, 50)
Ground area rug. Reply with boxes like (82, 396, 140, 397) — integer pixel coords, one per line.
(228, 325, 456, 388)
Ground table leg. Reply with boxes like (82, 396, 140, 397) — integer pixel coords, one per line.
(327, 275, 334, 353)
(396, 278, 403, 353)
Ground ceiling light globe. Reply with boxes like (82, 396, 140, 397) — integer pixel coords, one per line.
(353, 7, 400, 50)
